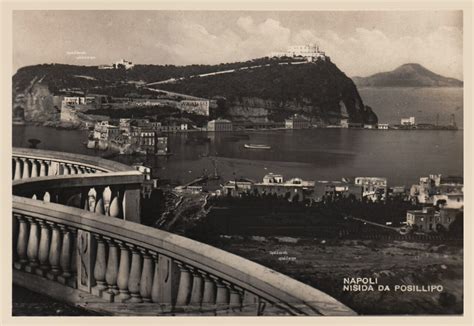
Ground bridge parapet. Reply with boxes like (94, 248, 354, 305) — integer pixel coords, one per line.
(13, 197, 356, 316)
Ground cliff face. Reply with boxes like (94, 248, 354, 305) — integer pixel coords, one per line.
(160, 60, 378, 124)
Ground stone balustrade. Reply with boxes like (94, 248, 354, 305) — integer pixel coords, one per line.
(12, 147, 356, 316)
(13, 148, 144, 223)
(13, 196, 356, 316)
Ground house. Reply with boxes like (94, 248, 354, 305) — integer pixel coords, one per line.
(406, 207, 459, 232)
(285, 114, 310, 129)
(252, 174, 315, 202)
(354, 177, 387, 201)
(401, 117, 416, 126)
(207, 119, 233, 132)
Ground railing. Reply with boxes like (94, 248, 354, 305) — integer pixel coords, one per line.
(13, 148, 144, 223)
(12, 148, 356, 316)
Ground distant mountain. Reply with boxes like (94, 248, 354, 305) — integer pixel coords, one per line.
(352, 64, 463, 87)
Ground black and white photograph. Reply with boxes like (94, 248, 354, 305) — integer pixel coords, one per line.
(4, 2, 471, 321)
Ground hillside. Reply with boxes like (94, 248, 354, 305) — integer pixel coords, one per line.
(352, 64, 463, 87)
(13, 58, 377, 125)
(157, 60, 378, 124)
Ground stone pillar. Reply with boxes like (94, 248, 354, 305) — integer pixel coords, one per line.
(229, 286, 243, 311)
(92, 234, 108, 296)
(201, 272, 217, 305)
(21, 158, 30, 179)
(116, 241, 131, 302)
(127, 245, 143, 303)
(139, 249, 154, 303)
(30, 160, 39, 178)
(189, 268, 204, 306)
(13, 158, 22, 180)
(39, 161, 47, 177)
(68, 228, 78, 288)
(25, 216, 40, 273)
(155, 254, 180, 307)
(36, 219, 51, 277)
(13, 214, 28, 270)
(109, 192, 121, 218)
(57, 226, 73, 285)
(151, 253, 160, 303)
(46, 222, 62, 280)
(104, 237, 120, 302)
(175, 262, 192, 306)
(215, 279, 230, 309)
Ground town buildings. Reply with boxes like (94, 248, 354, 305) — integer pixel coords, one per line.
(406, 207, 459, 233)
(178, 100, 210, 116)
(252, 173, 315, 202)
(377, 123, 389, 129)
(285, 114, 311, 129)
(410, 174, 463, 207)
(98, 58, 134, 70)
(354, 177, 388, 201)
(208, 119, 233, 132)
(313, 180, 363, 202)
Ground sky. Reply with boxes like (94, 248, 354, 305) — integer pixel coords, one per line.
(13, 10, 463, 79)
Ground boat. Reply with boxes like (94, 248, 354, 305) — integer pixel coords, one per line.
(244, 144, 271, 150)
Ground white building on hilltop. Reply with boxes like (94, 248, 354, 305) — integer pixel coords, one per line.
(115, 59, 134, 70)
(271, 43, 327, 62)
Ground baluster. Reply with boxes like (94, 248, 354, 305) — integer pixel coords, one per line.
(201, 272, 217, 305)
(48, 161, 58, 176)
(25, 216, 40, 273)
(175, 262, 192, 306)
(127, 244, 143, 303)
(13, 158, 22, 180)
(43, 192, 51, 203)
(102, 187, 112, 216)
(95, 187, 105, 215)
(36, 220, 51, 276)
(57, 225, 73, 285)
(13, 214, 28, 270)
(21, 158, 30, 179)
(61, 163, 68, 175)
(189, 268, 204, 307)
(103, 237, 120, 301)
(151, 253, 160, 303)
(139, 249, 154, 303)
(39, 160, 47, 177)
(86, 188, 97, 211)
(32, 194, 37, 200)
(68, 228, 78, 288)
(116, 241, 131, 302)
(46, 222, 62, 280)
(92, 234, 108, 296)
(215, 278, 230, 313)
(30, 160, 39, 178)
(229, 286, 243, 311)
(109, 189, 121, 218)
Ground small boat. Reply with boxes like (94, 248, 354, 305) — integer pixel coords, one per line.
(244, 144, 271, 150)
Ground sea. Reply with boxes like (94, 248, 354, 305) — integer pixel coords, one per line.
(12, 87, 463, 187)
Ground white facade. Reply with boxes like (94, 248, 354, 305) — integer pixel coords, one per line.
(115, 59, 134, 70)
(401, 117, 416, 126)
(271, 43, 327, 62)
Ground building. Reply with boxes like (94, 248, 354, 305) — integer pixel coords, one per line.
(377, 123, 389, 129)
(63, 96, 96, 106)
(285, 114, 311, 129)
(406, 207, 459, 233)
(114, 59, 134, 70)
(354, 177, 388, 201)
(363, 124, 375, 129)
(178, 100, 210, 116)
(156, 136, 169, 155)
(271, 43, 327, 62)
(222, 178, 255, 197)
(340, 118, 349, 128)
(313, 180, 363, 202)
(401, 117, 416, 126)
(252, 173, 315, 202)
(410, 174, 463, 206)
(60, 106, 78, 122)
(207, 119, 233, 132)
(119, 118, 131, 136)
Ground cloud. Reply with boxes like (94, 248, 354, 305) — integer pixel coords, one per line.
(152, 16, 462, 79)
